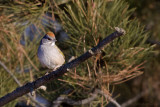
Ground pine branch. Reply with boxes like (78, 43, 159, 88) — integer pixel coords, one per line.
(0, 27, 125, 106)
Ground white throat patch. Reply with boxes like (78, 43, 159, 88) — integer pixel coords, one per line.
(51, 42, 55, 46)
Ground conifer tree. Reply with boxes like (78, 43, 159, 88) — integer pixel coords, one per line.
(0, 0, 154, 106)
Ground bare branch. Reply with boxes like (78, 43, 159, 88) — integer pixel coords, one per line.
(0, 27, 125, 106)
(53, 90, 98, 107)
(53, 89, 121, 107)
(96, 89, 121, 107)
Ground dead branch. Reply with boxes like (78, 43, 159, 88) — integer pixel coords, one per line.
(96, 89, 121, 107)
(53, 89, 121, 107)
(53, 89, 98, 107)
(0, 27, 125, 106)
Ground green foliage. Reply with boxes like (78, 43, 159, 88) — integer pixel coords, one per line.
(54, 0, 154, 104)
(127, 0, 160, 40)
(0, 0, 155, 106)
(0, 16, 37, 106)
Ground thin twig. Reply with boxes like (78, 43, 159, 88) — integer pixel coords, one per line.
(0, 27, 125, 106)
(53, 88, 121, 107)
(0, 60, 45, 107)
(53, 90, 98, 107)
(0, 61, 21, 86)
(96, 89, 121, 107)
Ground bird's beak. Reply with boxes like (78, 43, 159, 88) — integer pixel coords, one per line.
(53, 39, 57, 42)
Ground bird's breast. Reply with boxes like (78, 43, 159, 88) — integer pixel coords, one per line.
(38, 44, 65, 67)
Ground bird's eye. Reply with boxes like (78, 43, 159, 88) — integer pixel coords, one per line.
(47, 38, 52, 40)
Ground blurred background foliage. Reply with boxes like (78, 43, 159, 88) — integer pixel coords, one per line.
(0, 0, 159, 107)
(119, 0, 160, 106)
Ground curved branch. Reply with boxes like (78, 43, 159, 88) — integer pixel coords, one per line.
(53, 89, 121, 107)
(0, 27, 125, 106)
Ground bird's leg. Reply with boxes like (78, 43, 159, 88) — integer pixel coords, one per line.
(45, 69, 51, 75)
(53, 65, 61, 71)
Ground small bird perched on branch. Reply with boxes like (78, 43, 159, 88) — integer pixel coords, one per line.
(37, 32, 65, 71)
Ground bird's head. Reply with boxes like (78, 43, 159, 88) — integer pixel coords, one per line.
(40, 32, 57, 45)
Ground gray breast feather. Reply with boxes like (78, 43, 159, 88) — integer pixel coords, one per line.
(38, 44, 65, 69)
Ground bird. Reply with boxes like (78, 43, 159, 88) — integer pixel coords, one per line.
(37, 32, 65, 71)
